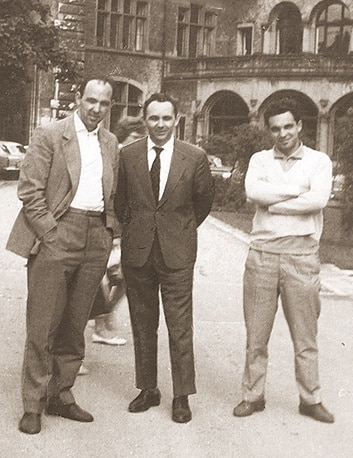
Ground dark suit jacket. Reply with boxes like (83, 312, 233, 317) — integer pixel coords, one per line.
(6, 115, 119, 258)
(115, 138, 214, 269)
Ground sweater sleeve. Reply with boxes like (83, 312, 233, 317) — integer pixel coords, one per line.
(245, 152, 302, 206)
(268, 154, 332, 215)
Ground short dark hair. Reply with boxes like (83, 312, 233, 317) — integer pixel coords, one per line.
(77, 77, 114, 96)
(115, 116, 147, 143)
(143, 93, 178, 118)
(264, 99, 301, 126)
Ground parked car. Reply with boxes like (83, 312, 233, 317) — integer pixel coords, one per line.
(0, 141, 26, 175)
(207, 155, 233, 180)
(331, 173, 344, 200)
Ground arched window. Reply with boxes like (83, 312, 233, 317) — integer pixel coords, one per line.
(316, 2, 351, 55)
(208, 92, 249, 134)
(110, 81, 143, 132)
(333, 95, 353, 164)
(276, 3, 303, 54)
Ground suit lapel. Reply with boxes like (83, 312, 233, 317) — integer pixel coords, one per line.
(62, 117, 81, 197)
(99, 129, 114, 208)
(62, 117, 114, 209)
(158, 142, 186, 208)
(130, 138, 186, 207)
(133, 139, 156, 203)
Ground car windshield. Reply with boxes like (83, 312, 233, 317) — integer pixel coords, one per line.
(0, 144, 10, 154)
(13, 144, 26, 154)
(0, 143, 26, 155)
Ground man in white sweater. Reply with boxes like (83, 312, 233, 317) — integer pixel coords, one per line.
(233, 99, 334, 423)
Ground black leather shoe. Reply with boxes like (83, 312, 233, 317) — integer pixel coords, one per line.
(19, 412, 41, 434)
(172, 396, 192, 423)
(47, 398, 93, 422)
(299, 402, 334, 423)
(128, 388, 161, 413)
(233, 397, 265, 417)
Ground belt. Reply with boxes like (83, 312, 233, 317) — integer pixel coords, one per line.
(69, 207, 104, 217)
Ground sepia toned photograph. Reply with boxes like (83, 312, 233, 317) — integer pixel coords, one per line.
(0, 0, 352, 456)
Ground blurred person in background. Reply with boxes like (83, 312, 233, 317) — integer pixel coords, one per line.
(87, 117, 147, 349)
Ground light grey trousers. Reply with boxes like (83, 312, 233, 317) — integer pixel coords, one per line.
(241, 248, 322, 405)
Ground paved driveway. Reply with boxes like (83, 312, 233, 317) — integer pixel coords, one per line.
(0, 181, 352, 457)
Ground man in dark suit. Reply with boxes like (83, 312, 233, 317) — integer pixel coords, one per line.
(115, 93, 214, 423)
(6, 77, 118, 434)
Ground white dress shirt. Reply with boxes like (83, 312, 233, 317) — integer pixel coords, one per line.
(70, 112, 104, 212)
(147, 136, 174, 201)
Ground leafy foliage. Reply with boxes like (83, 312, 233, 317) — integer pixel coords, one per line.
(200, 124, 273, 209)
(335, 108, 353, 230)
(0, 0, 80, 82)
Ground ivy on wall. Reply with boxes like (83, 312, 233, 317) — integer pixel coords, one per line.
(336, 108, 353, 230)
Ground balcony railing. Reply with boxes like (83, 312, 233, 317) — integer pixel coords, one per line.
(166, 54, 353, 80)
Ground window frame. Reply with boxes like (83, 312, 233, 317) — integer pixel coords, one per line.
(110, 81, 143, 131)
(95, 0, 148, 51)
(176, 4, 217, 58)
(237, 24, 253, 56)
(315, 1, 352, 55)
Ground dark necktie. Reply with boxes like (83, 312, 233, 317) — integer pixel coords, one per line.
(150, 146, 163, 203)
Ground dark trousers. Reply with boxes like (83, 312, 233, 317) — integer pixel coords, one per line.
(123, 239, 196, 397)
(23, 209, 112, 413)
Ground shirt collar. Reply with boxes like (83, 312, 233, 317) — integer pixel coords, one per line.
(147, 135, 175, 154)
(273, 142, 304, 160)
(74, 111, 100, 135)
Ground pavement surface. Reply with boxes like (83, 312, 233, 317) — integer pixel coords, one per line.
(0, 180, 353, 457)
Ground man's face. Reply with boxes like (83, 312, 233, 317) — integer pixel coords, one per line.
(76, 80, 112, 132)
(268, 111, 302, 156)
(145, 101, 179, 146)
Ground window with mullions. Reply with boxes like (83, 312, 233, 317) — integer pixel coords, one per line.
(110, 82, 143, 132)
(238, 26, 253, 56)
(95, 0, 148, 51)
(136, 1, 147, 51)
(189, 4, 201, 58)
(176, 5, 216, 57)
(177, 7, 189, 57)
(316, 2, 352, 55)
(203, 11, 216, 56)
(96, 0, 108, 47)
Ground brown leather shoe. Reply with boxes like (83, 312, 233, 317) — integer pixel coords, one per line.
(233, 397, 265, 417)
(172, 395, 192, 423)
(299, 402, 334, 423)
(128, 388, 161, 413)
(19, 412, 41, 434)
(47, 398, 93, 422)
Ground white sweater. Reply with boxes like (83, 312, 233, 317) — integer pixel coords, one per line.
(245, 145, 332, 245)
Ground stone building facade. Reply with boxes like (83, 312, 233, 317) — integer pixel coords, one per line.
(21, 0, 353, 164)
